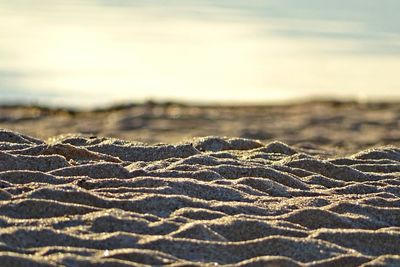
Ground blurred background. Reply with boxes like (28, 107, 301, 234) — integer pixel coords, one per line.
(1, 0, 400, 108)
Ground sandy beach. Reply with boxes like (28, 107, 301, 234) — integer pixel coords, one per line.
(1, 101, 399, 153)
(0, 102, 399, 266)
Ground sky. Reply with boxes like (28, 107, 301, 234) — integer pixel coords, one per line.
(0, 0, 400, 108)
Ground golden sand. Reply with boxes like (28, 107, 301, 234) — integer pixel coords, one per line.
(0, 128, 399, 266)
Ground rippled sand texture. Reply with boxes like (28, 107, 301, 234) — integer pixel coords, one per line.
(1, 101, 399, 153)
(0, 130, 399, 266)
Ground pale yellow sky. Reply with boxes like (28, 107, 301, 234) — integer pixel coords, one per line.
(0, 1, 399, 107)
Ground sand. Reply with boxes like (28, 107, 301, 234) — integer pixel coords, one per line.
(0, 101, 399, 266)
(1, 101, 399, 154)
(0, 124, 398, 266)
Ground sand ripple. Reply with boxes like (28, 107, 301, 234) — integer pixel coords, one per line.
(0, 129, 399, 266)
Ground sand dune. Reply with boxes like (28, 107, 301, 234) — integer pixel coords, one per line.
(0, 129, 399, 266)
